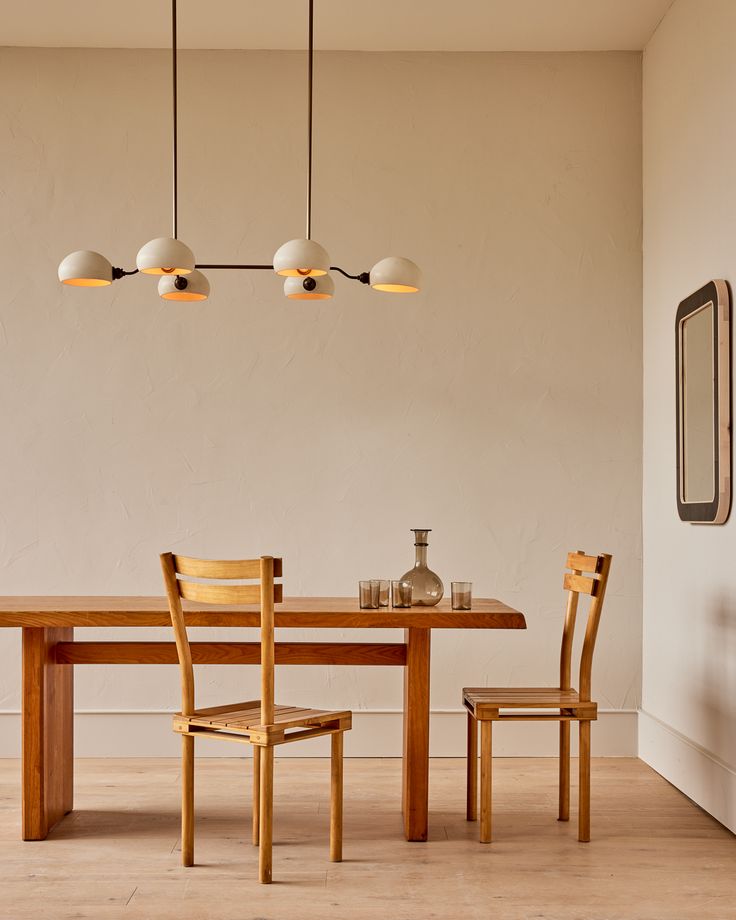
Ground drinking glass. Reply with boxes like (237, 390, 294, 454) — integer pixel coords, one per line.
(378, 580, 390, 607)
(359, 580, 380, 609)
(391, 580, 412, 608)
(451, 581, 472, 610)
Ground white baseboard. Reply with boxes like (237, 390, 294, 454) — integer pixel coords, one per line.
(0, 709, 638, 758)
(639, 709, 736, 834)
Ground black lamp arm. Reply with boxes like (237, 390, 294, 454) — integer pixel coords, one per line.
(330, 266, 370, 284)
(196, 264, 273, 270)
(109, 264, 370, 285)
(112, 267, 140, 281)
(196, 264, 371, 284)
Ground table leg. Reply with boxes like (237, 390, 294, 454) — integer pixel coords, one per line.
(402, 627, 430, 841)
(22, 627, 74, 840)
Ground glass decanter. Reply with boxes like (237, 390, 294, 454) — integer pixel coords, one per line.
(399, 529, 444, 606)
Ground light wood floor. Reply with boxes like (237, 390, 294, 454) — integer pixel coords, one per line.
(0, 757, 733, 919)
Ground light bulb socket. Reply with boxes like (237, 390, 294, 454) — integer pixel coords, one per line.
(303, 277, 317, 292)
(174, 276, 188, 291)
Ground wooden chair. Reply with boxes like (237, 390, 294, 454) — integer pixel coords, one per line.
(464, 551, 612, 844)
(160, 553, 352, 883)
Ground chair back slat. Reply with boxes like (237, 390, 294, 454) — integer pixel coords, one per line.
(562, 572, 598, 597)
(173, 555, 284, 580)
(558, 551, 612, 700)
(565, 552, 600, 574)
(178, 580, 283, 605)
(159, 553, 282, 722)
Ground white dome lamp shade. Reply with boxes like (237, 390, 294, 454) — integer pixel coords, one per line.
(273, 238, 330, 278)
(136, 237, 195, 276)
(58, 250, 113, 287)
(158, 269, 210, 302)
(284, 273, 334, 301)
(370, 257, 421, 293)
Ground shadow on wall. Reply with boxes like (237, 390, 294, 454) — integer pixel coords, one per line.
(696, 592, 736, 816)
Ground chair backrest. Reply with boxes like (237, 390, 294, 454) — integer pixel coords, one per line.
(159, 553, 283, 723)
(558, 550, 612, 701)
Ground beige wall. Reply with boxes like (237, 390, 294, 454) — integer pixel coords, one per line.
(0, 48, 642, 755)
(642, 0, 736, 830)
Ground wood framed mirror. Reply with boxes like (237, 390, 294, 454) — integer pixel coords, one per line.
(676, 279, 731, 524)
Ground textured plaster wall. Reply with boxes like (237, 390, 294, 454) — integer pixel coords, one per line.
(642, 0, 736, 828)
(0, 48, 642, 752)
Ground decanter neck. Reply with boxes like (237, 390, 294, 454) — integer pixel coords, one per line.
(412, 529, 431, 567)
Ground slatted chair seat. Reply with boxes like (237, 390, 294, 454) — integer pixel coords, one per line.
(463, 688, 597, 720)
(175, 701, 352, 741)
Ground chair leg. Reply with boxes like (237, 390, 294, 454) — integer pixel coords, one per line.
(479, 720, 492, 843)
(258, 746, 274, 884)
(559, 720, 570, 821)
(330, 732, 343, 862)
(252, 744, 260, 846)
(181, 734, 194, 867)
(466, 712, 478, 821)
(579, 720, 591, 842)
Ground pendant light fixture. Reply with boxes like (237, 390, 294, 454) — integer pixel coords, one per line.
(158, 269, 210, 301)
(370, 256, 421, 293)
(58, 250, 113, 287)
(135, 1, 197, 283)
(273, 0, 332, 296)
(137, 239, 195, 276)
(284, 273, 335, 300)
(57, 0, 420, 302)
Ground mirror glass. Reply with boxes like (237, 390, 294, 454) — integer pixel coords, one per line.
(681, 302, 715, 503)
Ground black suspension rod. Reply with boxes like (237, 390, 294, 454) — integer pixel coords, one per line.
(172, 0, 179, 239)
(306, 0, 314, 239)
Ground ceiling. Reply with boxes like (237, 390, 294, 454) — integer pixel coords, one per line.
(2, 0, 674, 51)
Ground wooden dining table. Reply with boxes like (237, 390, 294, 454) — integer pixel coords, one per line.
(0, 596, 525, 843)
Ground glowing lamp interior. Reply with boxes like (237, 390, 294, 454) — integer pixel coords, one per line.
(161, 290, 208, 301)
(140, 266, 193, 275)
(62, 278, 111, 287)
(372, 283, 419, 293)
(277, 267, 327, 278)
(286, 292, 332, 300)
